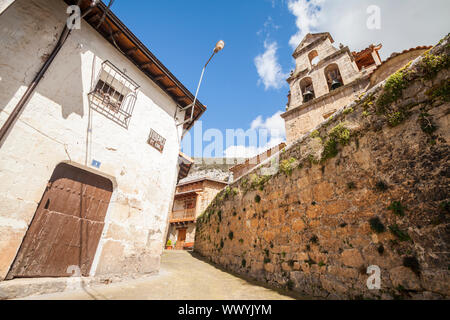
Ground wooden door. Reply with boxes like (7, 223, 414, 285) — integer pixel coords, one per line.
(7, 163, 113, 278)
(176, 229, 187, 249)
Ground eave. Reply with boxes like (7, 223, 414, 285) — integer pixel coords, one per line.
(64, 0, 206, 131)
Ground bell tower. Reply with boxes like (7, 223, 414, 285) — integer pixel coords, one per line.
(281, 32, 382, 144)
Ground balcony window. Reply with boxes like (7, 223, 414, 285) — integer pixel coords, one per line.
(89, 60, 139, 128)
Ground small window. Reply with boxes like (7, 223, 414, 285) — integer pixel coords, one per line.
(89, 61, 139, 128)
(147, 128, 166, 153)
(308, 50, 319, 66)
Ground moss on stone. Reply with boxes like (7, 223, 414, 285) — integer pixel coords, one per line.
(376, 70, 408, 112)
(310, 130, 320, 139)
(388, 201, 406, 217)
(427, 79, 450, 102)
(369, 217, 386, 234)
(329, 123, 351, 146)
(321, 138, 338, 161)
(387, 110, 407, 127)
(389, 224, 411, 242)
(418, 111, 437, 135)
(280, 157, 297, 176)
(418, 52, 450, 79)
(343, 107, 354, 115)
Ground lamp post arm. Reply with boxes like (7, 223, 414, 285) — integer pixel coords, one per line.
(189, 51, 217, 121)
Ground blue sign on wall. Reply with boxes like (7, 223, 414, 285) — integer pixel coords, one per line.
(91, 159, 102, 169)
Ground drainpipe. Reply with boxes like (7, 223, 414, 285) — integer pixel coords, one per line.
(0, 0, 99, 146)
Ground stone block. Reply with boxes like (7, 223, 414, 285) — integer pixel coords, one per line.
(341, 249, 364, 268)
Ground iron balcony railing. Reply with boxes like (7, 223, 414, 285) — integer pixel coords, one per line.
(170, 208, 196, 221)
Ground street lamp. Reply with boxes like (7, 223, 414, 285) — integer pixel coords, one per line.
(188, 40, 225, 122)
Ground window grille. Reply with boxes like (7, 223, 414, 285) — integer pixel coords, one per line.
(147, 129, 166, 153)
(89, 60, 140, 128)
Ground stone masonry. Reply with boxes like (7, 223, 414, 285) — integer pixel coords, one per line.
(194, 35, 450, 299)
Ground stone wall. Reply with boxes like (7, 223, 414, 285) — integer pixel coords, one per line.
(195, 36, 450, 299)
(0, 0, 184, 280)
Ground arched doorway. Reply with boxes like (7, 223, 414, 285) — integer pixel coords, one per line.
(7, 163, 113, 278)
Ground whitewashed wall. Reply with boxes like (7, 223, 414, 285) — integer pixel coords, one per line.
(0, 0, 186, 279)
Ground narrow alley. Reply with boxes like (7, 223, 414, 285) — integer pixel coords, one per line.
(19, 251, 299, 300)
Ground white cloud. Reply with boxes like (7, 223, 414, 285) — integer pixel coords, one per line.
(224, 111, 286, 158)
(287, 0, 450, 59)
(287, 0, 325, 49)
(254, 41, 288, 90)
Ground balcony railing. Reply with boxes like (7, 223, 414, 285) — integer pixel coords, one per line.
(170, 208, 196, 222)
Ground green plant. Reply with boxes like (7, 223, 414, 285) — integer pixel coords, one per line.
(254, 195, 261, 203)
(318, 261, 326, 267)
(439, 201, 450, 213)
(387, 111, 406, 127)
(388, 201, 406, 217)
(166, 240, 172, 247)
(280, 157, 297, 176)
(403, 256, 420, 276)
(217, 210, 222, 222)
(347, 182, 356, 190)
(343, 107, 354, 115)
(329, 123, 351, 146)
(376, 70, 408, 111)
(310, 130, 320, 139)
(369, 217, 386, 234)
(239, 239, 244, 244)
(375, 180, 388, 192)
(419, 52, 450, 79)
(389, 225, 411, 242)
(305, 259, 316, 266)
(241, 259, 247, 268)
(264, 257, 271, 264)
(428, 79, 450, 102)
(322, 138, 338, 161)
(418, 111, 437, 135)
(228, 231, 234, 240)
(249, 174, 272, 191)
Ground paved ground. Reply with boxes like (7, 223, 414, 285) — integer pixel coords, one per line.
(21, 251, 298, 300)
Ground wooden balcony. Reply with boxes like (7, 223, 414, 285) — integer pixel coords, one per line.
(170, 208, 196, 224)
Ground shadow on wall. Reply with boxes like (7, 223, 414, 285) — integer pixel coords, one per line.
(0, 0, 84, 120)
(35, 40, 85, 120)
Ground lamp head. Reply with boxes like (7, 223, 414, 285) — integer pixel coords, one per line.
(214, 40, 225, 53)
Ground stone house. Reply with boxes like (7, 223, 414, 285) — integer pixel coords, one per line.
(282, 32, 430, 144)
(0, 0, 205, 280)
(167, 176, 228, 250)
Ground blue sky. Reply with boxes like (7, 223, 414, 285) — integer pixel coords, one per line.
(111, 0, 450, 158)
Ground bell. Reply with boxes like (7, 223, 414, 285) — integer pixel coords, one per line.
(303, 90, 314, 102)
(331, 79, 342, 90)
